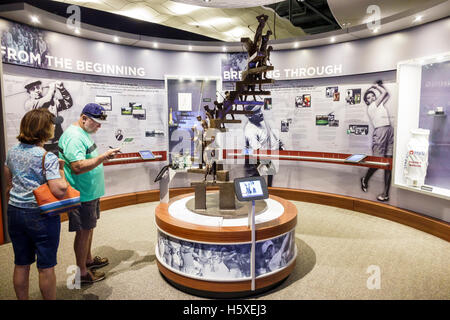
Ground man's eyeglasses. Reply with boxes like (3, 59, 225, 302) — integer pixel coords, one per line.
(84, 112, 107, 121)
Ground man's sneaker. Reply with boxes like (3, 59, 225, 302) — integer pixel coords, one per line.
(377, 194, 389, 202)
(86, 256, 109, 270)
(361, 177, 368, 192)
(80, 270, 106, 284)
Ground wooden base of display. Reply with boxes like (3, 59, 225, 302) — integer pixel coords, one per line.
(155, 193, 298, 297)
(157, 259, 296, 298)
(156, 193, 297, 242)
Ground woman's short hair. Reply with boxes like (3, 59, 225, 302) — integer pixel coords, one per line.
(363, 90, 376, 105)
(17, 109, 55, 144)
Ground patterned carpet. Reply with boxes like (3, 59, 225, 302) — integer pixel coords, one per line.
(0, 200, 449, 300)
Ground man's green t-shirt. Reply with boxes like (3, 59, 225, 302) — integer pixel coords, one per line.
(58, 124, 105, 202)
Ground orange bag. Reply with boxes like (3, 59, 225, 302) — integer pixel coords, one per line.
(33, 152, 81, 216)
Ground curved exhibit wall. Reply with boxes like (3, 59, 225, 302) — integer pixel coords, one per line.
(1, 17, 449, 224)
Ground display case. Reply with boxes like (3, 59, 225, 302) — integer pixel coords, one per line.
(154, 192, 297, 298)
(393, 52, 450, 200)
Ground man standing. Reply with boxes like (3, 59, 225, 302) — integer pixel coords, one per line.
(244, 104, 284, 187)
(58, 103, 120, 283)
(24, 79, 73, 154)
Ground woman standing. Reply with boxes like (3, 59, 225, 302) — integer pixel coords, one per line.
(4, 109, 68, 300)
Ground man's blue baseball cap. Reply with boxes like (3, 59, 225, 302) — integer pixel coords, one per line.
(82, 103, 108, 122)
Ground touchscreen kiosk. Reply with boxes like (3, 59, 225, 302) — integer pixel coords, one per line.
(234, 176, 269, 202)
(344, 154, 367, 163)
(139, 150, 156, 160)
(154, 165, 169, 182)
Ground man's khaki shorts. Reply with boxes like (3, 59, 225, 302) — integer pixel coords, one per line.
(68, 198, 100, 232)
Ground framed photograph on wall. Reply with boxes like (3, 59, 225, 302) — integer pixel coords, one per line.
(326, 86, 338, 98)
(132, 108, 146, 120)
(130, 102, 143, 109)
(95, 95, 112, 111)
(121, 106, 132, 115)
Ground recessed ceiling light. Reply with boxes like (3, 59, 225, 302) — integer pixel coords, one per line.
(113, 36, 119, 43)
(153, 42, 158, 48)
(294, 42, 300, 48)
(330, 37, 336, 43)
(188, 45, 192, 51)
(222, 46, 227, 52)
(74, 28, 81, 35)
(414, 16, 423, 22)
(30, 15, 40, 24)
(373, 28, 379, 33)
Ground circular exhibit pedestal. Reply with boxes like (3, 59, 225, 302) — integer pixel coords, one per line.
(155, 192, 298, 297)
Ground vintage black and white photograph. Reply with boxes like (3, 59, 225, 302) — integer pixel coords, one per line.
(145, 130, 165, 137)
(281, 119, 290, 132)
(157, 231, 295, 280)
(348, 124, 369, 135)
(329, 120, 339, 127)
(115, 128, 124, 141)
(326, 86, 338, 98)
(345, 88, 362, 105)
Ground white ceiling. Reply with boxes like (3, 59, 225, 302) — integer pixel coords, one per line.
(51, 0, 306, 41)
(0, 1, 448, 52)
(328, 0, 448, 27)
(171, 0, 285, 9)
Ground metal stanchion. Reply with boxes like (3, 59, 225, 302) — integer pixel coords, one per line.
(250, 199, 256, 291)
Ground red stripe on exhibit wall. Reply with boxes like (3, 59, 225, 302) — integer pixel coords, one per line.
(103, 151, 167, 166)
(0, 197, 4, 245)
(222, 149, 392, 170)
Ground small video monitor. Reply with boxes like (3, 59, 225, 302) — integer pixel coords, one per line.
(139, 150, 155, 160)
(234, 176, 269, 202)
(345, 154, 367, 163)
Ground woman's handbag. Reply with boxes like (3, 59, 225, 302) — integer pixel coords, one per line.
(33, 151, 81, 216)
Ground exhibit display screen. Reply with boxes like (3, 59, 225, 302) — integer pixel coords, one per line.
(345, 154, 367, 163)
(139, 150, 156, 160)
(240, 180, 264, 198)
(234, 176, 269, 201)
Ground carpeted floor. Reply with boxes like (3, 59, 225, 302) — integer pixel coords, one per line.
(0, 200, 449, 300)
